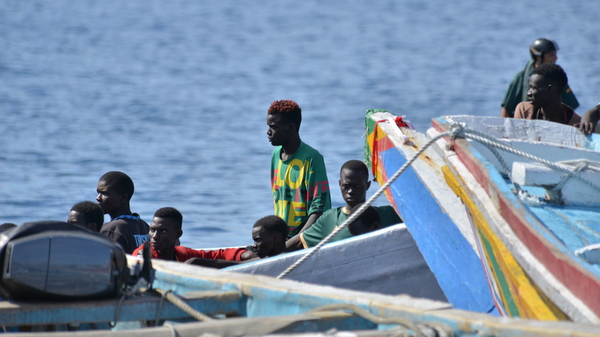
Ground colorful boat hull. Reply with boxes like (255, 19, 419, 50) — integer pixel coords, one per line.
(364, 110, 498, 314)
(430, 115, 600, 323)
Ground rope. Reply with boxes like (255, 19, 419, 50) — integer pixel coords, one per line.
(550, 162, 588, 192)
(109, 295, 127, 327)
(455, 126, 600, 194)
(154, 289, 171, 326)
(154, 288, 214, 322)
(307, 303, 454, 337)
(556, 159, 600, 172)
(277, 130, 453, 279)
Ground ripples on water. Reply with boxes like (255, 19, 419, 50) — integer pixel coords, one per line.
(1, 0, 599, 247)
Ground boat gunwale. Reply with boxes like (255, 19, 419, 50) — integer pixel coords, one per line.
(431, 116, 600, 322)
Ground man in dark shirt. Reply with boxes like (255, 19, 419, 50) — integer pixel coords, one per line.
(67, 200, 104, 232)
(96, 171, 149, 254)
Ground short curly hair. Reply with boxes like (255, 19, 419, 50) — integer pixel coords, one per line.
(71, 201, 105, 231)
(253, 215, 288, 241)
(532, 63, 568, 93)
(340, 159, 369, 177)
(267, 100, 302, 131)
(99, 171, 135, 201)
(154, 207, 183, 231)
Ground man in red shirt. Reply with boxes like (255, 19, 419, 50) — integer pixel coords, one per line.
(186, 215, 289, 268)
(132, 207, 251, 262)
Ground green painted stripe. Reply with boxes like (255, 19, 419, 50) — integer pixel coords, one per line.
(478, 227, 521, 317)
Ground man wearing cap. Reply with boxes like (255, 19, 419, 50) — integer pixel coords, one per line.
(500, 38, 579, 118)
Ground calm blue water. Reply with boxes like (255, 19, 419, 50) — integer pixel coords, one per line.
(1, 0, 599, 247)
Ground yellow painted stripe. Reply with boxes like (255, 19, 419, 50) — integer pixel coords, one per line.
(442, 166, 568, 321)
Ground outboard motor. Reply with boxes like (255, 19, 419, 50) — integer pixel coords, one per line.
(0, 221, 152, 301)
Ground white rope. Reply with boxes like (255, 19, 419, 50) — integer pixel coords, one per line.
(277, 130, 453, 279)
(456, 126, 600, 194)
(550, 162, 588, 192)
(278, 120, 600, 279)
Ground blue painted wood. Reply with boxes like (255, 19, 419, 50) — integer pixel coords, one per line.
(379, 147, 497, 315)
(468, 142, 600, 279)
(0, 290, 244, 326)
(227, 225, 448, 302)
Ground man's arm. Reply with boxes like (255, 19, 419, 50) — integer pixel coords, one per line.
(286, 234, 304, 251)
(578, 104, 600, 135)
(500, 107, 511, 118)
(298, 212, 322, 233)
(241, 250, 258, 260)
(184, 258, 243, 269)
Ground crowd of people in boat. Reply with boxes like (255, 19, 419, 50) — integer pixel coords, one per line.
(2, 37, 598, 268)
(0, 99, 401, 268)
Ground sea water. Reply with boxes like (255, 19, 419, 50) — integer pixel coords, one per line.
(1, 0, 599, 247)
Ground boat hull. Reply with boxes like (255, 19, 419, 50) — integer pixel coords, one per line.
(364, 110, 497, 314)
(430, 115, 600, 323)
(228, 225, 447, 302)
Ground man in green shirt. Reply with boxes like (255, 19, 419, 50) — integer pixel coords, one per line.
(286, 160, 402, 250)
(267, 100, 331, 237)
(500, 38, 579, 118)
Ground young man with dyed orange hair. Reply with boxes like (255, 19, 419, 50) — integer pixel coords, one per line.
(266, 100, 331, 237)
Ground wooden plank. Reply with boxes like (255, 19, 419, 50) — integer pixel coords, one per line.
(0, 290, 243, 326)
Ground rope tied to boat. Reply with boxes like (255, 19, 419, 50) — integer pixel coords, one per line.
(307, 303, 454, 337)
(154, 288, 215, 322)
(451, 124, 600, 195)
(276, 130, 452, 279)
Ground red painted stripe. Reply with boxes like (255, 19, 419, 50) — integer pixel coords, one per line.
(449, 135, 600, 317)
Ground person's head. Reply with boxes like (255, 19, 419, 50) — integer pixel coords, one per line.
(347, 204, 381, 236)
(251, 215, 288, 258)
(0, 223, 17, 233)
(266, 100, 302, 146)
(339, 160, 371, 209)
(68, 201, 104, 232)
(529, 38, 559, 65)
(96, 171, 135, 216)
(149, 207, 183, 252)
(527, 63, 568, 108)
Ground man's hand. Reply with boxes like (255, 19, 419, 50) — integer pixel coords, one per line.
(578, 105, 600, 135)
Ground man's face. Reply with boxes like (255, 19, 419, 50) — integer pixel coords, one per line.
(252, 226, 278, 258)
(149, 217, 182, 252)
(96, 180, 123, 215)
(266, 114, 290, 146)
(540, 51, 557, 64)
(67, 210, 93, 231)
(339, 169, 370, 208)
(527, 74, 551, 107)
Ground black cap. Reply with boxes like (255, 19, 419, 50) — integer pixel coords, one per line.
(530, 38, 559, 60)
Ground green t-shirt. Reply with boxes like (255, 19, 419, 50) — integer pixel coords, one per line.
(271, 141, 331, 236)
(300, 205, 402, 248)
(501, 59, 579, 117)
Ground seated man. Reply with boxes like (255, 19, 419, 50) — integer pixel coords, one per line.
(347, 204, 381, 236)
(67, 201, 104, 232)
(514, 63, 581, 126)
(133, 207, 250, 262)
(186, 215, 288, 268)
(286, 160, 402, 251)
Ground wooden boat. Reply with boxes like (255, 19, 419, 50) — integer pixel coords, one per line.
(227, 224, 447, 302)
(364, 110, 498, 315)
(2, 256, 600, 336)
(426, 115, 600, 323)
